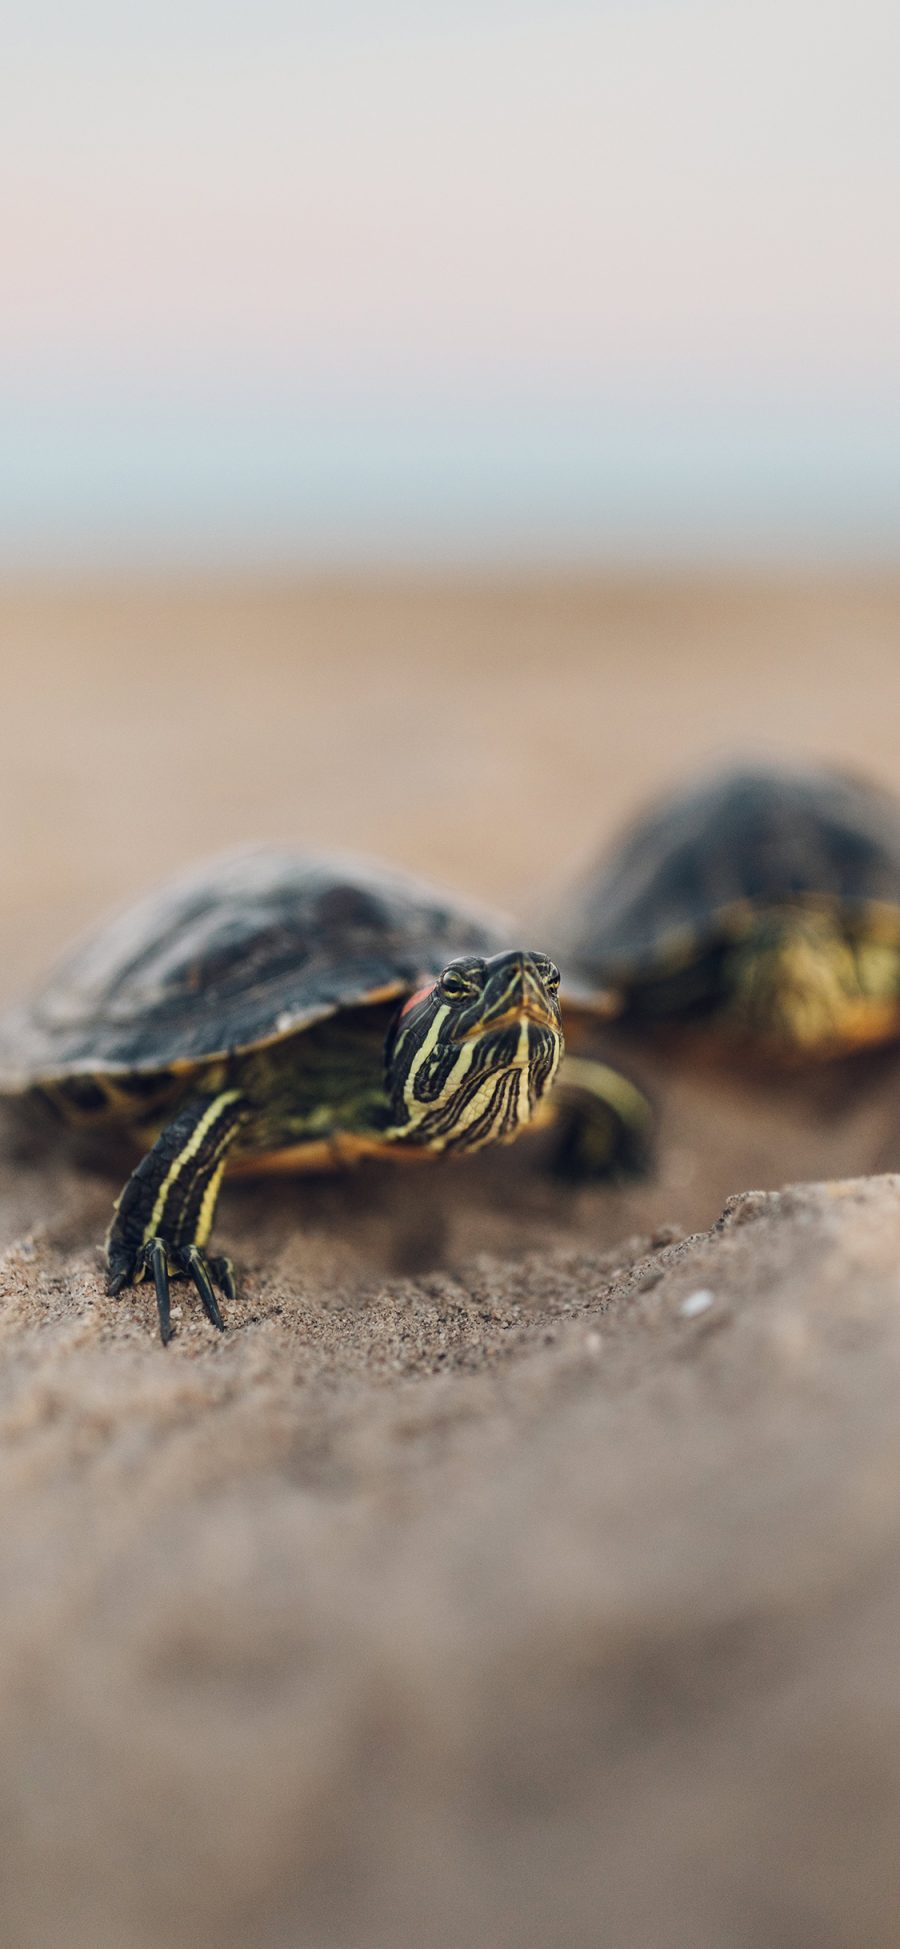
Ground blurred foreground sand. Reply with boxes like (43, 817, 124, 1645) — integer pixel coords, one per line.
(3, 575, 900, 1947)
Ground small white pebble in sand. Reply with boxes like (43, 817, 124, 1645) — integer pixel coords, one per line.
(679, 1288, 715, 1319)
(584, 1330, 603, 1356)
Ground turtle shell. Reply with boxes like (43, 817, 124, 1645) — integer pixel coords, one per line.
(557, 764, 900, 988)
(0, 848, 509, 1090)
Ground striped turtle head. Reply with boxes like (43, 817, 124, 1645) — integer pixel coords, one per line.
(386, 950, 564, 1152)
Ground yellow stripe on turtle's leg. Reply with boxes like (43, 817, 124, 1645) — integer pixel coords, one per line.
(142, 1090, 244, 1243)
(193, 1157, 228, 1249)
(546, 1054, 654, 1181)
(105, 1090, 249, 1342)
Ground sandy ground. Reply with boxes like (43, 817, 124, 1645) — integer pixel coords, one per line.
(4, 574, 900, 1947)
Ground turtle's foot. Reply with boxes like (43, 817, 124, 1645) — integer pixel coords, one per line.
(107, 1238, 235, 1344)
(549, 1056, 655, 1183)
(103, 1090, 248, 1341)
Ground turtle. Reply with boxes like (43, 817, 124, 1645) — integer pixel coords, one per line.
(550, 762, 900, 1062)
(0, 847, 652, 1342)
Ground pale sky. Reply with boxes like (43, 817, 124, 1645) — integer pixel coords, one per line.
(3, 0, 899, 564)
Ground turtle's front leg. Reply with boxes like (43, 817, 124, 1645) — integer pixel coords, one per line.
(105, 1090, 249, 1342)
(547, 1055, 654, 1181)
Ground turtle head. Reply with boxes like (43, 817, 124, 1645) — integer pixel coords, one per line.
(724, 906, 895, 1058)
(386, 950, 564, 1150)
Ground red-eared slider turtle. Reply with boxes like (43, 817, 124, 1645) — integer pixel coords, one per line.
(0, 848, 651, 1341)
(552, 763, 900, 1061)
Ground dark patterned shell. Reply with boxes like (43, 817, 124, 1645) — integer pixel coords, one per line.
(557, 764, 900, 985)
(0, 848, 509, 1088)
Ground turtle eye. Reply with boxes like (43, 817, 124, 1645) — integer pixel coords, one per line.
(536, 958, 561, 993)
(440, 961, 483, 1001)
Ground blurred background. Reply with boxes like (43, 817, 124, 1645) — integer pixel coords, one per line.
(3, 0, 899, 982)
(5, 0, 899, 570)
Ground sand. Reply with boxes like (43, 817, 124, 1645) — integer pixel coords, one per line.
(3, 573, 900, 1947)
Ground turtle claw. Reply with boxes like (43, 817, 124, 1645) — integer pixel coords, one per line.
(149, 1238, 173, 1344)
(106, 1237, 234, 1342)
(208, 1254, 237, 1303)
(182, 1244, 225, 1331)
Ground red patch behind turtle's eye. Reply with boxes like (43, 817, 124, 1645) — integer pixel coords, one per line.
(399, 982, 436, 1020)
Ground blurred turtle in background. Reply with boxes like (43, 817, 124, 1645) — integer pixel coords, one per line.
(551, 763, 900, 1065)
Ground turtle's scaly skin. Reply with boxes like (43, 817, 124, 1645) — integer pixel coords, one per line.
(554, 764, 900, 1059)
(0, 848, 652, 1342)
